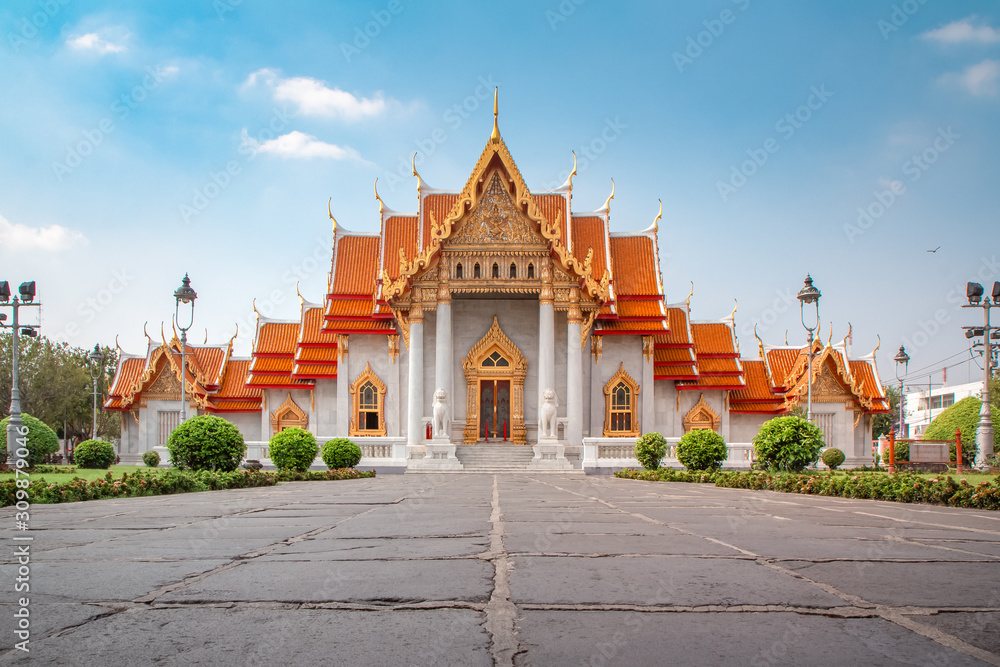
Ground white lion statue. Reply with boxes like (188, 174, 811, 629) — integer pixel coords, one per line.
(432, 388, 450, 439)
(539, 388, 558, 439)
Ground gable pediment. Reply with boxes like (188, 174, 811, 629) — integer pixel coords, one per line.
(447, 170, 546, 249)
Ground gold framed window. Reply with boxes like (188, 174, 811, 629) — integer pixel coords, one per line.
(603, 363, 640, 437)
(350, 362, 386, 436)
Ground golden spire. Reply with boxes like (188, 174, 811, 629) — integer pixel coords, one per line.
(328, 197, 337, 234)
(841, 322, 853, 347)
(252, 298, 261, 325)
(754, 323, 765, 356)
(374, 178, 384, 216)
(685, 281, 694, 308)
(603, 178, 615, 211)
(412, 153, 423, 191)
(490, 87, 501, 144)
(228, 323, 239, 348)
(653, 199, 662, 232)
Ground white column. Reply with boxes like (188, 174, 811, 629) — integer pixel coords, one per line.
(407, 308, 425, 446)
(336, 336, 348, 437)
(538, 262, 556, 442)
(567, 289, 583, 445)
(435, 300, 453, 407)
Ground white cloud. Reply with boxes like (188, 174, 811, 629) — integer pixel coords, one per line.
(243, 130, 366, 161)
(939, 59, 1000, 97)
(922, 17, 1000, 44)
(0, 215, 88, 252)
(243, 68, 387, 120)
(66, 31, 128, 54)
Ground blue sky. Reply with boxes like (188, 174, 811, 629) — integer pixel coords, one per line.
(1, 0, 998, 391)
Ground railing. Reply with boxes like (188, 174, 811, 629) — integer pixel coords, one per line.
(360, 443, 393, 459)
(587, 438, 754, 469)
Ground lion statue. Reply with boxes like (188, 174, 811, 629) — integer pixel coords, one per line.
(432, 388, 450, 439)
(539, 388, 558, 439)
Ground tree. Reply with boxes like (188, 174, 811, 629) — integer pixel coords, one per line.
(872, 384, 901, 439)
(0, 333, 119, 445)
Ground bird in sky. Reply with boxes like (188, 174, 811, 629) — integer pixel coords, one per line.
(927, 246, 940, 253)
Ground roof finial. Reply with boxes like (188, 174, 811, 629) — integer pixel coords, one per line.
(328, 197, 337, 234)
(653, 199, 662, 232)
(603, 178, 615, 212)
(374, 178, 384, 216)
(871, 334, 881, 356)
(296, 281, 304, 306)
(143, 321, 152, 344)
(685, 281, 694, 308)
(228, 323, 239, 348)
(412, 153, 423, 192)
(560, 150, 578, 190)
(115, 335, 123, 355)
(490, 87, 501, 144)
(827, 322, 833, 346)
(730, 298, 738, 321)
(203, 329, 208, 345)
(754, 323, 765, 354)
(841, 322, 853, 347)
(784, 330, 789, 345)
(252, 298, 261, 325)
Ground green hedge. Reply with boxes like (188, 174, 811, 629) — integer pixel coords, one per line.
(924, 396, 999, 465)
(614, 468, 1000, 511)
(269, 427, 319, 472)
(0, 414, 59, 466)
(273, 468, 376, 482)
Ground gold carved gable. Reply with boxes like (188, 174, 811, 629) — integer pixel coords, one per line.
(448, 171, 544, 248)
(683, 394, 721, 433)
(812, 364, 854, 405)
(144, 363, 181, 401)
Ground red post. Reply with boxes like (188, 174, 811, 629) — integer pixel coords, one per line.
(503, 421, 507, 442)
(484, 419, 489, 443)
(426, 423, 431, 440)
(955, 427, 964, 475)
(887, 428, 896, 475)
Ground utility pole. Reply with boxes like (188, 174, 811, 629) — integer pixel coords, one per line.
(1, 281, 40, 469)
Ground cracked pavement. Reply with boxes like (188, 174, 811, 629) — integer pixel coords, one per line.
(2, 474, 1000, 665)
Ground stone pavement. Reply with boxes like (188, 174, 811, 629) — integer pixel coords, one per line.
(2, 474, 1000, 666)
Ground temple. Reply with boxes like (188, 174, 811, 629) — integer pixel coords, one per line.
(106, 94, 890, 471)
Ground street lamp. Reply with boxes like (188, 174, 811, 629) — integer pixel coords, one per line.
(964, 281, 998, 467)
(797, 274, 821, 422)
(88, 344, 105, 440)
(1, 280, 41, 469)
(893, 345, 909, 437)
(173, 274, 197, 422)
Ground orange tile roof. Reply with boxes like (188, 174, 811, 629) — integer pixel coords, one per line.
(596, 319, 669, 333)
(765, 348, 802, 388)
(654, 348, 696, 365)
(849, 360, 890, 411)
(249, 357, 294, 374)
(299, 306, 338, 345)
(189, 346, 226, 386)
(207, 400, 262, 413)
(326, 297, 374, 319)
(253, 322, 299, 356)
(293, 364, 338, 379)
(214, 359, 260, 400)
(655, 308, 694, 348)
(536, 194, 567, 244)
(105, 357, 146, 408)
(323, 320, 396, 333)
(382, 216, 419, 281)
(245, 372, 312, 389)
(697, 358, 742, 376)
(729, 360, 780, 403)
(655, 365, 698, 380)
(612, 300, 666, 319)
(609, 236, 659, 296)
(422, 193, 459, 249)
(331, 235, 381, 296)
(677, 374, 746, 390)
(296, 347, 338, 363)
(691, 323, 738, 357)
(571, 216, 608, 283)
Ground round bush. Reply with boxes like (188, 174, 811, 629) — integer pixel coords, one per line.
(752, 416, 825, 472)
(0, 413, 59, 466)
(821, 447, 845, 470)
(166, 415, 246, 472)
(923, 396, 997, 465)
(74, 439, 116, 469)
(142, 450, 161, 468)
(322, 438, 362, 469)
(269, 428, 319, 472)
(891, 441, 909, 462)
(677, 429, 728, 471)
(634, 432, 668, 470)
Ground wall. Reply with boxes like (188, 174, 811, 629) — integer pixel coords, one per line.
(345, 334, 400, 437)
(589, 336, 643, 437)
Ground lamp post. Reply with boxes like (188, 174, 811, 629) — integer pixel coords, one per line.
(964, 281, 998, 467)
(797, 275, 821, 423)
(88, 344, 105, 440)
(893, 345, 909, 437)
(1, 281, 40, 469)
(173, 274, 197, 422)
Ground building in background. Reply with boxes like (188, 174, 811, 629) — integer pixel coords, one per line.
(903, 380, 983, 438)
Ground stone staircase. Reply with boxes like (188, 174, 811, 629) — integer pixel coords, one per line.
(454, 444, 537, 472)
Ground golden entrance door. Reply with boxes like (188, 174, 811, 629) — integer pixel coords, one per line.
(479, 379, 511, 440)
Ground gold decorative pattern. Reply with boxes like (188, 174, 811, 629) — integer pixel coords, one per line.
(683, 393, 721, 433)
(462, 316, 527, 445)
(336, 335, 349, 363)
(387, 334, 400, 363)
(642, 336, 655, 364)
(349, 362, 387, 437)
(591, 335, 603, 363)
(449, 171, 542, 247)
(603, 363, 640, 438)
(270, 393, 307, 435)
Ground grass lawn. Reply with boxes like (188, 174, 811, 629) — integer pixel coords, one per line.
(912, 471, 997, 484)
(0, 465, 166, 484)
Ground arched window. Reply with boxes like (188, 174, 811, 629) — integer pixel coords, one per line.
(270, 393, 308, 436)
(509, 262, 517, 279)
(455, 263, 463, 279)
(603, 363, 640, 437)
(482, 350, 510, 367)
(350, 363, 386, 436)
(527, 263, 535, 279)
(474, 263, 481, 278)
(492, 262, 500, 278)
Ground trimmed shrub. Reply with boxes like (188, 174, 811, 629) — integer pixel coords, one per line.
(0, 414, 59, 466)
(821, 447, 846, 470)
(924, 396, 997, 465)
(677, 429, 728, 471)
(321, 438, 362, 469)
(891, 441, 909, 462)
(73, 439, 116, 469)
(634, 432, 668, 470)
(166, 415, 246, 472)
(752, 416, 824, 472)
(142, 450, 161, 468)
(269, 428, 319, 472)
